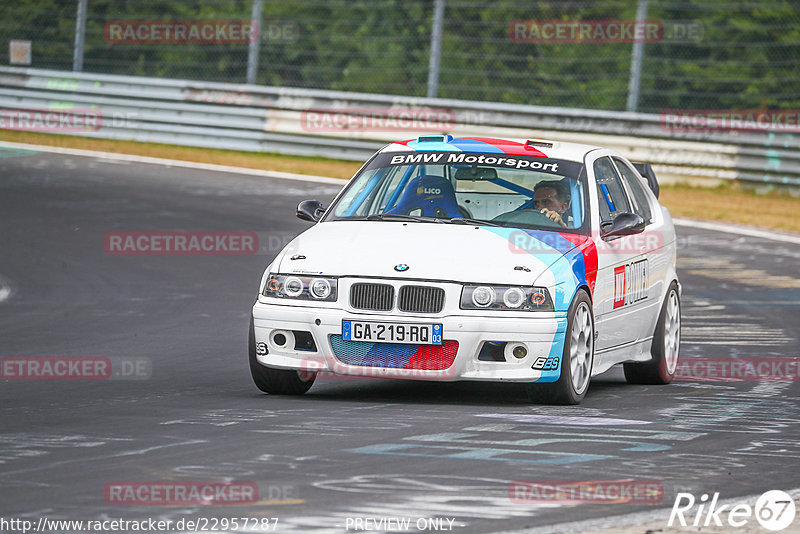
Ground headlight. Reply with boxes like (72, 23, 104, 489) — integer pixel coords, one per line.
(471, 286, 495, 308)
(502, 287, 526, 308)
(262, 273, 338, 302)
(310, 278, 332, 299)
(284, 276, 304, 297)
(460, 285, 553, 311)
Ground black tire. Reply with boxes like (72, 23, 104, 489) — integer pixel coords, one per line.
(526, 290, 594, 405)
(624, 281, 681, 385)
(249, 316, 315, 395)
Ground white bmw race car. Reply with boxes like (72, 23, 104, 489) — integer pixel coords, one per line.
(249, 136, 680, 404)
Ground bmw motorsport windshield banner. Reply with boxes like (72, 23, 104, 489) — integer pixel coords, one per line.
(366, 152, 584, 178)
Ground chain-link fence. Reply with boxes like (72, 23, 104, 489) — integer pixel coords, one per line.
(1, 0, 799, 113)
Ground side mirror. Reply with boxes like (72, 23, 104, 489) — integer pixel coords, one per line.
(296, 200, 326, 222)
(601, 212, 645, 239)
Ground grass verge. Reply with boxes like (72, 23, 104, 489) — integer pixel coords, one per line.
(659, 183, 800, 233)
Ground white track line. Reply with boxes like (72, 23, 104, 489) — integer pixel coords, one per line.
(0, 141, 346, 185)
(3, 141, 799, 244)
(673, 218, 800, 245)
(0, 276, 12, 303)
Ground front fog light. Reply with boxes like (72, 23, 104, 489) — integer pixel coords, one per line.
(504, 342, 528, 360)
(310, 278, 331, 299)
(503, 287, 525, 308)
(472, 286, 495, 307)
(271, 329, 295, 349)
(284, 276, 303, 297)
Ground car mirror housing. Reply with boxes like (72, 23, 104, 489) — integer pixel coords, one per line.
(296, 200, 326, 222)
(601, 212, 646, 239)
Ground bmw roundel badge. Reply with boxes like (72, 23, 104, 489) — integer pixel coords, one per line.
(394, 264, 410, 272)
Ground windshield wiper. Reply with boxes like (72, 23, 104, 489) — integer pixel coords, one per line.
(446, 217, 501, 227)
(366, 213, 440, 223)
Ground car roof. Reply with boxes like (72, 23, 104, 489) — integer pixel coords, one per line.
(381, 136, 601, 163)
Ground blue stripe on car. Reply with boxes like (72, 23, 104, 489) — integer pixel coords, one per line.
(481, 228, 590, 383)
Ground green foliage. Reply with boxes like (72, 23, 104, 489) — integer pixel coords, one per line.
(0, 0, 798, 112)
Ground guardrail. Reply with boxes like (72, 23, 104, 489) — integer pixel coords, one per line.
(1, 66, 798, 186)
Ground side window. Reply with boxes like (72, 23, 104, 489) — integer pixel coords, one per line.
(613, 157, 653, 224)
(593, 156, 631, 224)
(334, 168, 379, 217)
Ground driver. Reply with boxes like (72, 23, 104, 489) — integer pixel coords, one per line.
(533, 180, 571, 228)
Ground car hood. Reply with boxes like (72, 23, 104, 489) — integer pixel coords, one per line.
(277, 221, 582, 285)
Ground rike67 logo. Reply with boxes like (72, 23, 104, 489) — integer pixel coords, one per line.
(613, 259, 648, 309)
(669, 490, 796, 531)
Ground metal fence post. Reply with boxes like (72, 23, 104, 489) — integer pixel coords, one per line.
(426, 0, 445, 99)
(72, 0, 88, 72)
(626, 0, 649, 112)
(246, 0, 264, 84)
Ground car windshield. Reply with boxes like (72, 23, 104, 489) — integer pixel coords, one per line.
(326, 151, 588, 233)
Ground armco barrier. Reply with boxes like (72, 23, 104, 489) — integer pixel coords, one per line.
(1, 66, 798, 186)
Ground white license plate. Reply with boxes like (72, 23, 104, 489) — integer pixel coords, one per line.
(342, 320, 442, 345)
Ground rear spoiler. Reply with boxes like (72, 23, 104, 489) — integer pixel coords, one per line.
(632, 162, 659, 199)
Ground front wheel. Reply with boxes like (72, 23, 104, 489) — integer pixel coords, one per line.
(526, 290, 594, 405)
(249, 316, 315, 395)
(624, 281, 680, 384)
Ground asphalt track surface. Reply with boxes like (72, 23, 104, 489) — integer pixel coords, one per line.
(1, 147, 799, 533)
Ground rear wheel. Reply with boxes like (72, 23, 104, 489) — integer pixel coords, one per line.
(249, 316, 315, 395)
(526, 290, 594, 405)
(624, 281, 680, 384)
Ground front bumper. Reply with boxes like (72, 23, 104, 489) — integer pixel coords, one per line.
(251, 300, 566, 383)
